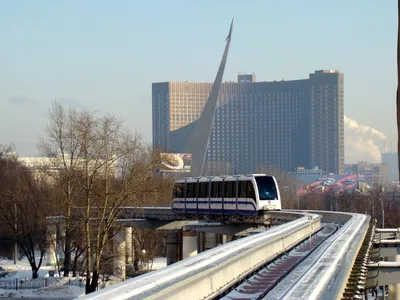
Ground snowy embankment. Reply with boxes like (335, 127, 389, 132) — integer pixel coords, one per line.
(0, 256, 166, 299)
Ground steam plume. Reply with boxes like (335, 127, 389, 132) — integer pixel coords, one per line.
(344, 115, 386, 163)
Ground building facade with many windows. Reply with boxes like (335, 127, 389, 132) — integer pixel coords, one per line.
(152, 70, 344, 175)
(310, 69, 344, 175)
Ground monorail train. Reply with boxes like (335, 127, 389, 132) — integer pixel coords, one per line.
(171, 174, 281, 216)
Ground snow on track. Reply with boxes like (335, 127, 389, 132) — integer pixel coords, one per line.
(222, 224, 338, 300)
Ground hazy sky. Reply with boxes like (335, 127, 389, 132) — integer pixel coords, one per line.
(0, 1, 397, 163)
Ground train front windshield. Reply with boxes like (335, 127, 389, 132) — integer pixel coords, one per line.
(255, 176, 278, 200)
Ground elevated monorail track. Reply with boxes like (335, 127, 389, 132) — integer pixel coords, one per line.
(120, 207, 303, 226)
(79, 211, 372, 300)
(80, 211, 321, 300)
(220, 224, 339, 300)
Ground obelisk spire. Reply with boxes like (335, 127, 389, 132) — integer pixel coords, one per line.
(184, 18, 234, 177)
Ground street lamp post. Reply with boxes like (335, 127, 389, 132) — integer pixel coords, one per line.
(308, 215, 313, 251)
(377, 197, 384, 229)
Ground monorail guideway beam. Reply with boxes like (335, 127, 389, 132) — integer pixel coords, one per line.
(78, 213, 322, 300)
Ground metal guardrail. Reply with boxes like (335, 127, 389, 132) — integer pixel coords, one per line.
(0, 277, 85, 290)
(79, 212, 322, 300)
(375, 228, 400, 240)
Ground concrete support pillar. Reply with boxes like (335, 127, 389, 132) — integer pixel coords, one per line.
(125, 227, 133, 264)
(166, 230, 182, 266)
(197, 232, 203, 253)
(47, 225, 57, 266)
(204, 233, 218, 251)
(389, 255, 400, 300)
(182, 231, 197, 258)
(113, 229, 126, 281)
(198, 232, 226, 253)
(225, 235, 234, 243)
(58, 224, 66, 262)
(220, 234, 227, 245)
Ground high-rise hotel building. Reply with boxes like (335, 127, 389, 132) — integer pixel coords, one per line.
(152, 70, 344, 175)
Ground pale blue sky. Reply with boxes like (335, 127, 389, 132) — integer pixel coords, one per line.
(0, 1, 397, 159)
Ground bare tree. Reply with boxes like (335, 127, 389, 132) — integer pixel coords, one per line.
(39, 101, 164, 293)
(0, 157, 51, 278)
(298, 192, 326, 211)
(77, 114, 163, 293)
(38, 101, 85, 277)
(131, 228, 165, 272)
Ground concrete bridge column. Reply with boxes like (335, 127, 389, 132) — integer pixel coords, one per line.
(204, 233, 218, 251)
(47, 225, 57, 266)
(166, 230, 182, 266)
(389, 255, 400, 300)
(220, 234, 228, 245)
(113, 229, 126, 281)
(182, 231, 197, 258)
(125, 227, 133, 264)
(197, 233, 227, 253)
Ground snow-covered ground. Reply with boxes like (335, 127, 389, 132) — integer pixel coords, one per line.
(149, 257, 167, 270)
(0, 284, 83, 299)
(0, 258, 54, 278)
(0, 256, 166, 299)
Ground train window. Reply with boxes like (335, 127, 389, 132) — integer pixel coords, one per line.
(255, 176, 277, 200)
(238, 181, 247, 198)
(199, 182, 207, 198)
(180, 183, 187, 198)
(211, 182, 219, 198)
(173, 184, 179, 198)
(224, 182, 231, 198)
(194, 182, 199, 198)
(246, 181, 256, 200)
(207, 182, 211, 198)
(218, 181, 224, 198)
(234, 181, 238, 198)
(187, 183, 194, 198)
(225, 181, 236, 198)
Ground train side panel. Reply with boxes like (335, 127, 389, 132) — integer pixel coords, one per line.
(171, 175, 281, 215)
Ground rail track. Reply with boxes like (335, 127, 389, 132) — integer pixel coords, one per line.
(219, 224, 339, 300)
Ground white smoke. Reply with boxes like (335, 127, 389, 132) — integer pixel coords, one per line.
(344, 116, 387, 140)
(344, 115, 386, 163)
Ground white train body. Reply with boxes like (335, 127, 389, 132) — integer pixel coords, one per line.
(171, 174, 281, 216)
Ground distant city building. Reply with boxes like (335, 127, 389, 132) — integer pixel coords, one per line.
(152, 70, 344, 174)
(16, 155, 117, 182)
(344, 163, 358, 175)
(237, 73, 256, 83)
(381, 152, 399, 181)
(294, 166, 325, 175)
(310, 69, 344, 175)
(345, 161, 388, 185)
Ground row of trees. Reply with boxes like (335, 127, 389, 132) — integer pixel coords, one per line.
(0, 154, 52, 278)
(297, 184, 400, 228)
(253, 163, 400, 228)
(0, 101, 174, 294)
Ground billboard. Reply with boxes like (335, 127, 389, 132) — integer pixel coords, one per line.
(296, 174, 370, 197)
(160, 153, 192, 173)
